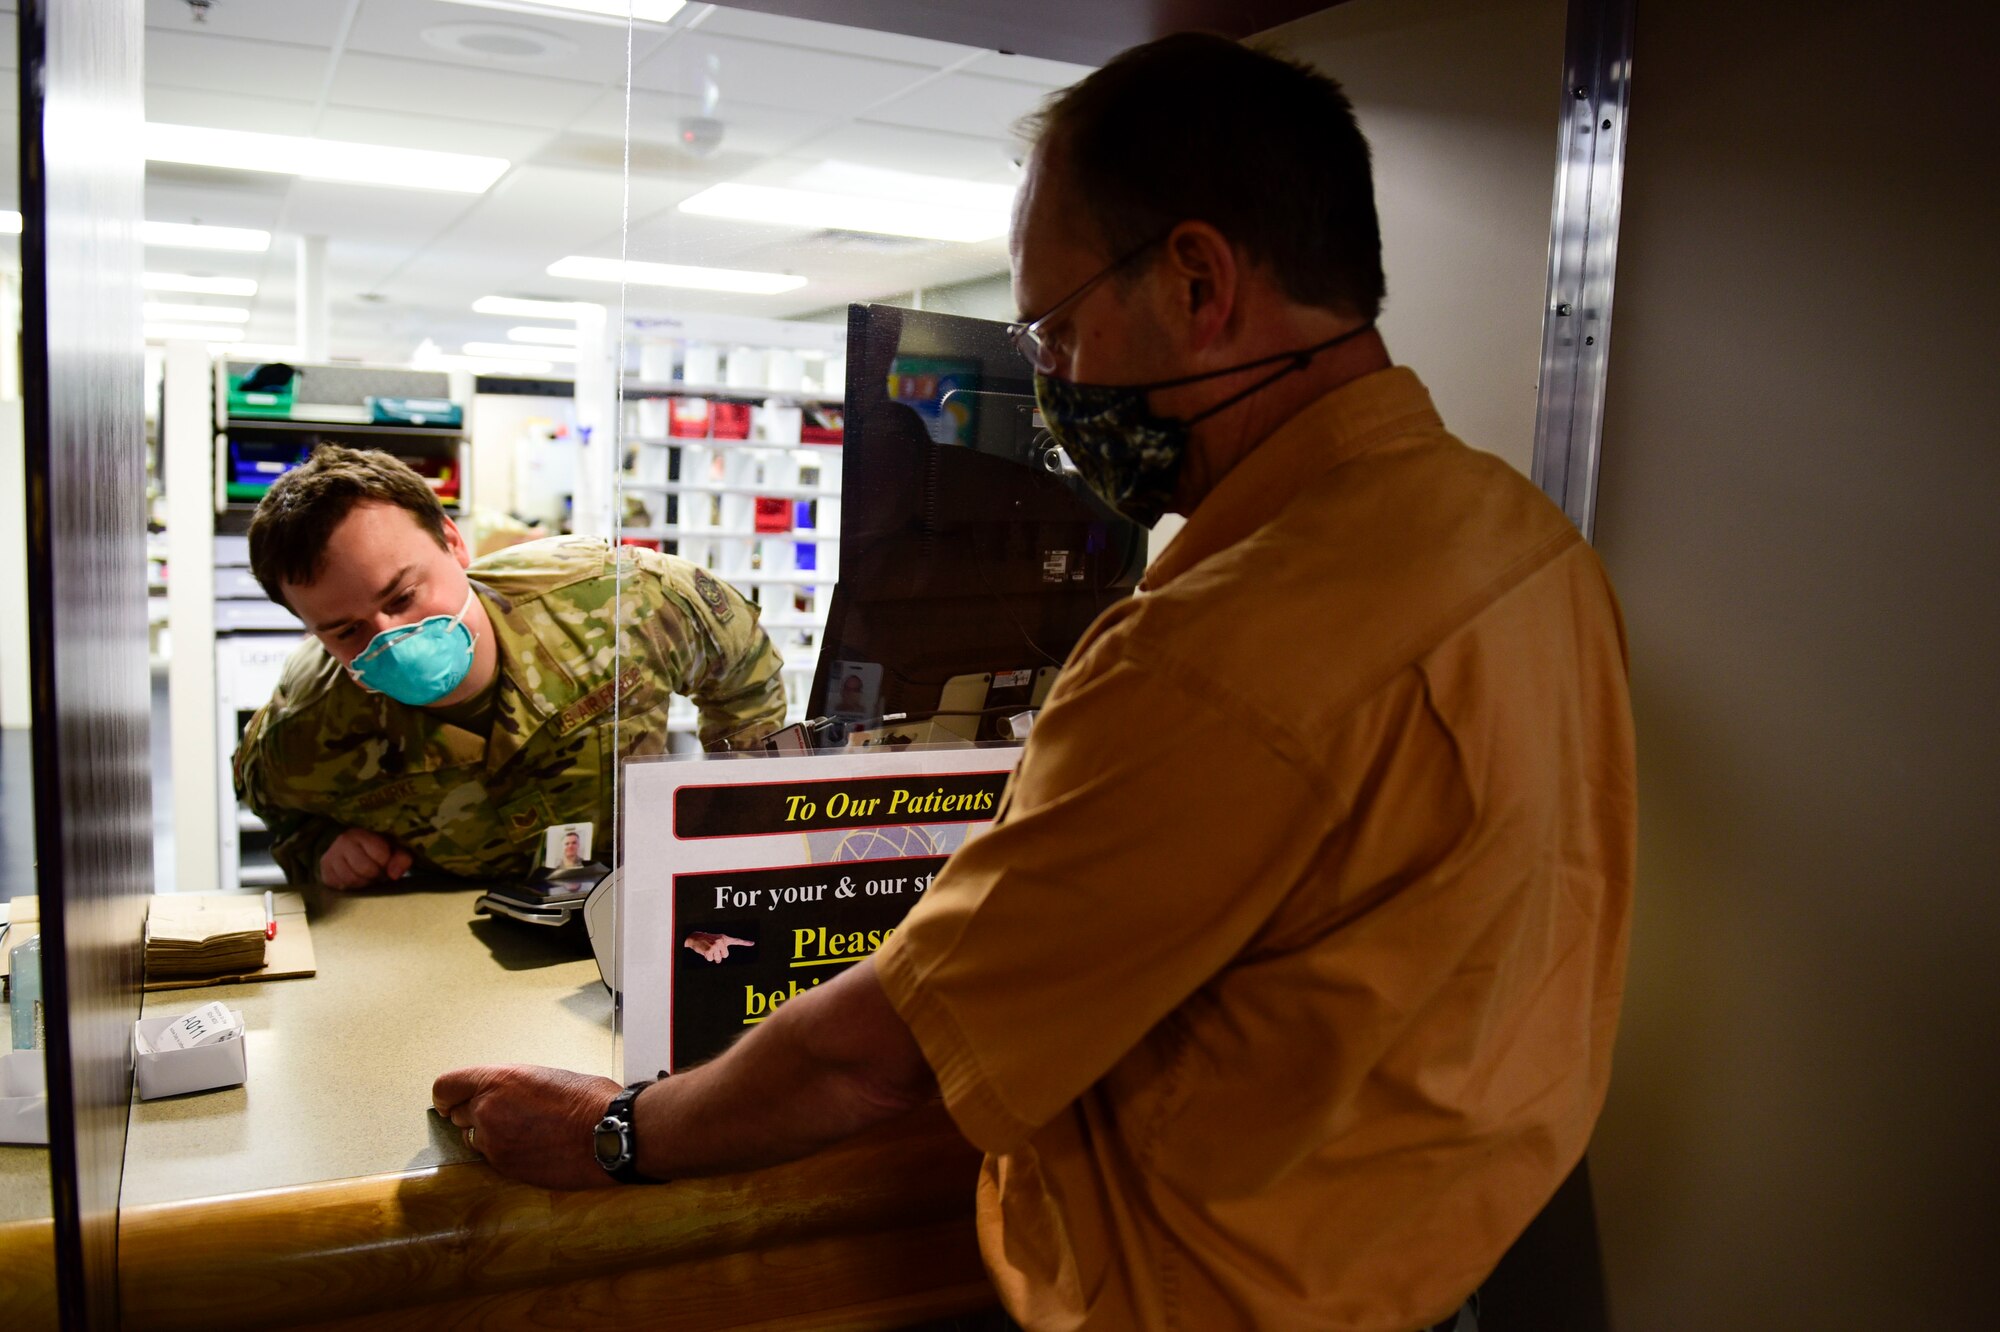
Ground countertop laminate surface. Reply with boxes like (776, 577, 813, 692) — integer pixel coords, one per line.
(122, 885, 615, 1208)
(0, 1147, 49, 1223)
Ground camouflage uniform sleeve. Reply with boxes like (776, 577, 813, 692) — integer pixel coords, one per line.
(234, 703, 344, 885)
(643, 558, 789, 749)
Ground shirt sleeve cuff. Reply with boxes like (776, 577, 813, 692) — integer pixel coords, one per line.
(874, 933, 1035, 1154)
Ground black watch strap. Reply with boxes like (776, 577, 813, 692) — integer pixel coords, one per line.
(593, 1078, 660, 1184)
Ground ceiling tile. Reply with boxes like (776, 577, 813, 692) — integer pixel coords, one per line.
(126, 1, 1039, 368)
(863, 71, 1052, 138)
(373, 162, 696, 294)
(314, 106, 555, 161)
(621, 209, 819, 267)
(144, 87, 318, 135)
(281, 179, 478, 247)
(147, 30, 329, 102)
(345, 0, 663, 89)
(633, 32, 934, 118)
(144, 175, 288, 229)
(145, 0, 351, 49)
(569, 87, 833, 160)
(326, 51, 600, 128)
(793, 121, 1023, 181)
(962, 50, 1095, 88)
(693, 7, 977, 71)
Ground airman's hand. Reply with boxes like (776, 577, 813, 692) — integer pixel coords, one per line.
(319, 827, 414, 890)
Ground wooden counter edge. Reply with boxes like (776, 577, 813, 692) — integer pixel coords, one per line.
(0, 1214, 58, 1329)
(118, 1102, 988, 1332)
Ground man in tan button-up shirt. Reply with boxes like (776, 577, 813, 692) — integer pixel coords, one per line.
(437, 33, 1635, 1332)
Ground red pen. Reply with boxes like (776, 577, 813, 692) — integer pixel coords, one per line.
(265, 890, 277, 941)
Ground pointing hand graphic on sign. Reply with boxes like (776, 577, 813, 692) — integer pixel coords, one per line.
(683, 932, 755, 963)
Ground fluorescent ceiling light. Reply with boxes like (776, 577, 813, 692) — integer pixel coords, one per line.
(507, 325, 580, 345)
(0, 211, 19, 235)
(144, 302, 250, 324)
(146, 123, 509, 194)
(144, 221, 272, 252)
(678, 164, 1016, 243)
(441, 354, 559, 375)
(504, 322, 584, 342)
(415, 337, 559, 376)
(472, 295, 603, 319)
(466, 341, 580, 363)
(148, 324, 246, 342)
(547, 255, 806, 295)
(145, 272, 258, 297)
(439, 0, 687, 24)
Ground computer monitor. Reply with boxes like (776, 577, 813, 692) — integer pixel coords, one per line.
(809, 303, 1148, 746)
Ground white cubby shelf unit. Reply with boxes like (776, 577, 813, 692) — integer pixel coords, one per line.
(618, 325, 847, 736)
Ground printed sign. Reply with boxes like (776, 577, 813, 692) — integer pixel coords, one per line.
(620, 747, 1023, 1077)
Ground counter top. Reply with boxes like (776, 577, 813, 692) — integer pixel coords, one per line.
(112, 884, 990, 1329)
(123, 884, 613, 1206)
(0, 993, 55, 1330)
(0, 1146, 48, 1223)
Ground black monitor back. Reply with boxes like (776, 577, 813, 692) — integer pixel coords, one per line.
(811, 303, 1148, 743)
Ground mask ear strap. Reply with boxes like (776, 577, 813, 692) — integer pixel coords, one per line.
(1142, 320, 1377, 398)
(456, 584, 481, 647)
(1184, 352, 1319, 426)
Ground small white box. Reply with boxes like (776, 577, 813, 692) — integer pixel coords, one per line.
(0, 1049, 48, 1144)
(134, 1012, 248, 1100)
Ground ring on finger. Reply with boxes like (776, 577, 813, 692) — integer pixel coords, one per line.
(464, 1126, 477, 1150)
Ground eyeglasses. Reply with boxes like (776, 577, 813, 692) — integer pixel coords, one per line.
(1007, 230, 1172, 375)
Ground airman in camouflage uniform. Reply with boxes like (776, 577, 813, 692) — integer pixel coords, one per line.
(235, 537, 787, 883)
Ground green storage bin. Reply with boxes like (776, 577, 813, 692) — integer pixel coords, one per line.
(227, 374, 296, 418)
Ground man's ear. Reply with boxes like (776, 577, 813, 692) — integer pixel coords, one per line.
(442, 516, 472, 569)
(1163, 221, 1237, 352)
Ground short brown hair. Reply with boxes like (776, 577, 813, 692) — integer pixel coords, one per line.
(247, 445, 448, 608)
(1026, 33, 1385, 320)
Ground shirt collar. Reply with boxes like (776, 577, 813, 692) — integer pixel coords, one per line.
(1142, 366, 1443, 591)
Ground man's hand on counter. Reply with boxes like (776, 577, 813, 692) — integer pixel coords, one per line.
(433, 959, 937, 1191)
(320, 827, 415, 890)
(432, 1064, 625, 1191)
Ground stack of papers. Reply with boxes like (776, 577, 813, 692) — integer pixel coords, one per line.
(145, 895, 268, 981)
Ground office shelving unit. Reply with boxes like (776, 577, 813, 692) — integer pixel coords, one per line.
(617, 347, 846, 735)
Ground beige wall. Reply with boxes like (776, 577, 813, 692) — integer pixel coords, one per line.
(1261, 0, 1565, 474)
(1588, 2, 1999, 1326)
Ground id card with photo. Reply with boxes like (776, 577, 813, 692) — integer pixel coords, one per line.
(543, 822, 595, 872)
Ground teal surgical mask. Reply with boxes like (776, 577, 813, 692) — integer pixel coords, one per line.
(345, 586, 479, 706)
(1032, 322, 1377, 527)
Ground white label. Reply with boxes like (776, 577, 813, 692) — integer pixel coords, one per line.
(153, 1002, 242, 1052)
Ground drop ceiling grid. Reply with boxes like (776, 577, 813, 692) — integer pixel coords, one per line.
(135, 0, 1092, 363)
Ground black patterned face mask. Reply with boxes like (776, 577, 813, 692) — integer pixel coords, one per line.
(1031, 321, 1377, 528)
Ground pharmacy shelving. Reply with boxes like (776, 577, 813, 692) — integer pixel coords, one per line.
(619, 338, 845, 735)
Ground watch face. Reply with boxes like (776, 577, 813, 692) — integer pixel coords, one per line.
(594, 1124, 626, 1167)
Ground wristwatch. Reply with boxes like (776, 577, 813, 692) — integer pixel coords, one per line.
(592, 1079, 660, 1184)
